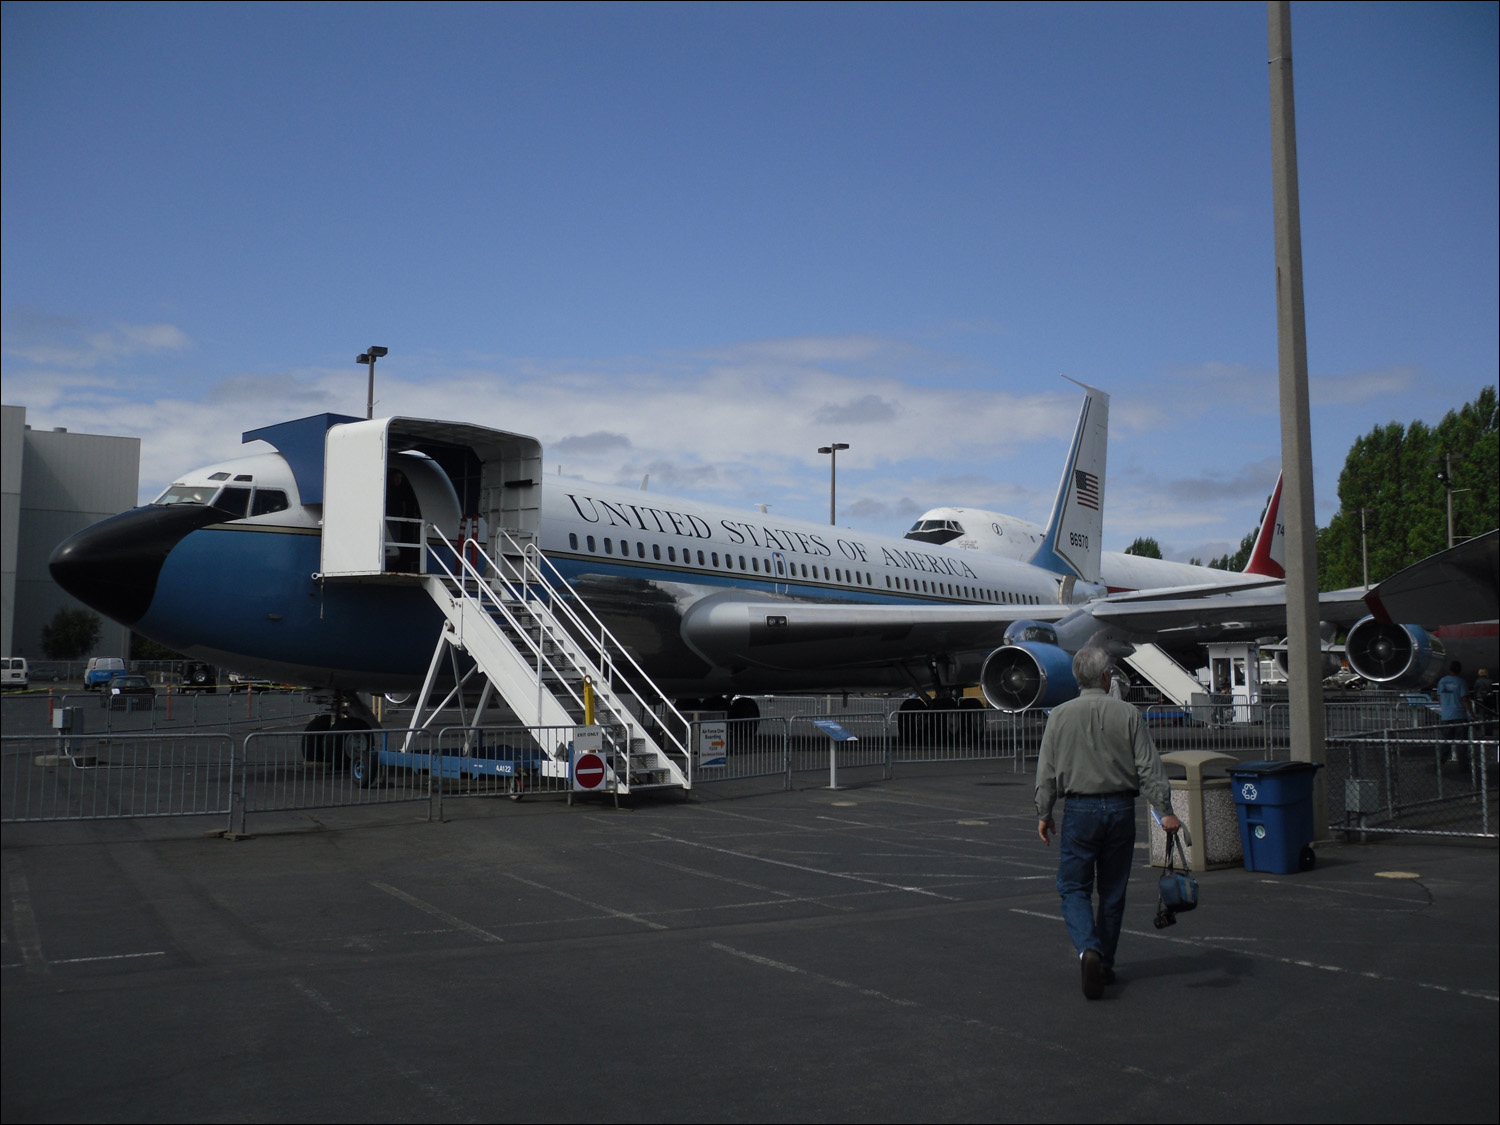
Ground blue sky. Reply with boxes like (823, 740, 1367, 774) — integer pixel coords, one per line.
(3, 1, 1496, 560)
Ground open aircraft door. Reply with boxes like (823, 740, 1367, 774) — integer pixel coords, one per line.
(320, 417, 543, 581)
(321, 420, 392, 577)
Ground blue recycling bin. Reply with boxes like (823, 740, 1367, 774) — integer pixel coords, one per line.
(1230, 760, 1322, 874)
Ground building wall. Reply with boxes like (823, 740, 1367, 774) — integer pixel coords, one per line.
(1, 405, 141, 659)
(1, 406, 24, 655)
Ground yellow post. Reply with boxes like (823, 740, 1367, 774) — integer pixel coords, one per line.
(583, 677, 595, 726)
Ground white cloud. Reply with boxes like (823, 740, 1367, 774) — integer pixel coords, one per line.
(1, 312, 191, 369)
(1, 329, 1294, 550)
(1310, 366, 1417, 406)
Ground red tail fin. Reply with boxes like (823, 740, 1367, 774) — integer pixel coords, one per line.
(1243, 474, 1285, 578)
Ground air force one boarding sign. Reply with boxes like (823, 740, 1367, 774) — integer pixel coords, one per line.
(698, 721, 727, 768)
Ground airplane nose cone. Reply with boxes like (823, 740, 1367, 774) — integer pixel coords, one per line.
(49, 505, 227, 626)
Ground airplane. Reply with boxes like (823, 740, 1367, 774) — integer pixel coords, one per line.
(53, 380, 1440, 753)
(906, 473, 1285, 591)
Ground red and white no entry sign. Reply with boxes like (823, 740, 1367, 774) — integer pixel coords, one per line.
(574, 751, 606, 790)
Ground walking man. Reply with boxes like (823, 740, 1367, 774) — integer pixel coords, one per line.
(1036, 646, 1179, 999)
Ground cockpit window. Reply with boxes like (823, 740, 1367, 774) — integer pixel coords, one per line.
(904, 518, 965, 545)
(250, 489, 289, 516)
(213, 487, 252, 518)
(155, 484, 220, 506)
(208, 472, 231, 481)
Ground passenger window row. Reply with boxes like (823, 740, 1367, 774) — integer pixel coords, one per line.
(564, 531, 1038, 603)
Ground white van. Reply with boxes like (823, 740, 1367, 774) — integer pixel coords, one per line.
(1, 657, 29, 691)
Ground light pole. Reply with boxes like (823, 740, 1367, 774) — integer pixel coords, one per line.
(1434, 451, 1465, 548)
(356, 346, 389, 419)
(818, 443, 849, 525)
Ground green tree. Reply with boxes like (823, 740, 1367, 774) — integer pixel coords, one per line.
(1124, 537, 1162, 559)
(41, 607, 101, 660)
(1319, 386, 1498, 590)
(131, 633, 185, 661)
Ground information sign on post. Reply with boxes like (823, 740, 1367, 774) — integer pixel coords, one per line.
(698, 721, 727, 768)
(811, 718, 858, 790)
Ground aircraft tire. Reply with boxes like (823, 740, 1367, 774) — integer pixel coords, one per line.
(349, 737, 381, 789)
(335, 718, 373, 775)
(932, 693, 959, 742)
(726, 696, 759, 748)
(896, 696, 929, 744)
(958, 697, 985, 745)
(301, 714, 336, 762)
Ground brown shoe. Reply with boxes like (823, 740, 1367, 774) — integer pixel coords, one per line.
(1081, 949, 1104, 1000)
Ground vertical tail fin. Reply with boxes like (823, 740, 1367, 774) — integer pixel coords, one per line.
(1029, 379, 1107, 584)
(1243, 473, 1285, 578)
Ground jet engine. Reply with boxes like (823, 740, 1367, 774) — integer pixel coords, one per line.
(1344, 615, 1446, 689)
(1271, 624, 1344, 681)
(979, 620, 1079, 711)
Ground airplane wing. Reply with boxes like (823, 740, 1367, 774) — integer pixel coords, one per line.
(1362, 528, 1498, 627)
(1079, 583, 1370, 642)
(680, 593, 1062, 673)
(679, 580, 1371, 677)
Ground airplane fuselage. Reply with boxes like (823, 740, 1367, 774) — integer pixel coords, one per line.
(59, 451, 1096, 697)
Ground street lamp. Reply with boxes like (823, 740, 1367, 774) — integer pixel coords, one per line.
(1434, 451, 1466, 548)
(818, 443, 849, 525)
(356, 346, 389, 419)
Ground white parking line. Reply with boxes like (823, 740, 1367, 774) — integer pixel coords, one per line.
(370, 881, 504, 943)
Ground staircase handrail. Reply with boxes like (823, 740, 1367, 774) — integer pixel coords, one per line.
(423, 528, 595, 728)
(423, 525, 690, 770)
(504, 530, 690, 768)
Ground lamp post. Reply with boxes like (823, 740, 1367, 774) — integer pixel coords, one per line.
(1434, 451, 1466, 548)
(356, 346, 389, 419)
(818, 443, 849, 525)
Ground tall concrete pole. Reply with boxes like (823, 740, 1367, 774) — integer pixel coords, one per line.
(1268, 1, 1327, 838)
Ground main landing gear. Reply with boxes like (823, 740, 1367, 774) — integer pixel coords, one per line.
(300, 692, 382, 785)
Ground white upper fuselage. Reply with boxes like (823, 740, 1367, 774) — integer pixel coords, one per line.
(909, 505, 1266, 594)
(539, 481, 1094, 609)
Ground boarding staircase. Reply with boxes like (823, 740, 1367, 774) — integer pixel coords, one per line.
(1123, 643, 1206, 709)
(409, 528, 691, 794)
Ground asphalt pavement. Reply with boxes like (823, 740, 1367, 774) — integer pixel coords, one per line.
(3, 762, 1496, 1123)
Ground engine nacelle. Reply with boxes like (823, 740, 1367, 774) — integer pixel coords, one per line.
(1272, 641, 1343, 681)
(1344, 616, 1446, 689)
(980, 642, 1078, 712)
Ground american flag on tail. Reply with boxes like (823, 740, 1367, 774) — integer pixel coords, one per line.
(1073, 469, 1100, 511)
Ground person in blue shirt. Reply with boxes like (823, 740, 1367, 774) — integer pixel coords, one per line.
(1435, 662, 1471, 723)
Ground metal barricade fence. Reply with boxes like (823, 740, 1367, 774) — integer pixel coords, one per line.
(789, 712, 890, 780)
(692, 717, 792, 787)
(2, 733, 235, 822)
(235, 724, 621, 833)
(1325, 721, 1496, 839)
(236, 727, 438, 831)
(1, 689, 327, 737)
(885, 706, 1046, 771)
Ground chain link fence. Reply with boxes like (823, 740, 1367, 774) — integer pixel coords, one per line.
(1326, 721, 1496, 839)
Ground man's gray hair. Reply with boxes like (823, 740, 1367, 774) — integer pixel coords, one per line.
(1072, 646, 1112, 690)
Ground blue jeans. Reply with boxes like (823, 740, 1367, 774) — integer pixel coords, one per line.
(1057, 795, 1137, 970)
